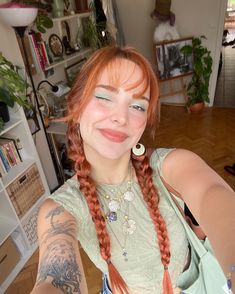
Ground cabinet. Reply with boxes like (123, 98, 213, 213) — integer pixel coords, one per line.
(0, 105, 50, 293)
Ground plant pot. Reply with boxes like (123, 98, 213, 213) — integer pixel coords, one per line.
(189, 102, 205, 113)
(52, 0, 64, 17)
(0, 102, 10, 122)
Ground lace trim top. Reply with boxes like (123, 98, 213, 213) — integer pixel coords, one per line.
(49, 148, 189, 293)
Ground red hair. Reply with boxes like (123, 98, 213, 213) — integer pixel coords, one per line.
(65, 46, 172, 293)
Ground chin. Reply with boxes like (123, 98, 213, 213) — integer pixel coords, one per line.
(88, 143, 131, 160)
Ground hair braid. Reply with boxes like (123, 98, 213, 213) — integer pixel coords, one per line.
(132, 151, 173, 293)
(67, 123, 128, 293)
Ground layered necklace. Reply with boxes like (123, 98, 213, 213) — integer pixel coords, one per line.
(97, 165, 136, 261)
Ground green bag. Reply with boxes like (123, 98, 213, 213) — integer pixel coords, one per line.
(166, 189, 228, 294)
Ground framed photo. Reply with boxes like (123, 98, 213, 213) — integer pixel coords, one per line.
(154, 37, 193, 81)
(65, 58, 87, 86)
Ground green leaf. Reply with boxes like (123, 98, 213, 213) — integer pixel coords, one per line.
(0, 88, 14, 107)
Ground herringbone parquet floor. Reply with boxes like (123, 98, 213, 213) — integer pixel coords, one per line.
(5, 105, 235, 294)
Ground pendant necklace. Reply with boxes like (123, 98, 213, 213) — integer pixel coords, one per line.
(97, 164, 136, 261)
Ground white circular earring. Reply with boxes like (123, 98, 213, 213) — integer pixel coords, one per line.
(132, 143, 145, 156)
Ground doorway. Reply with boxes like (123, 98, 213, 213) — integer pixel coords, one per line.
(214, 0, 235, 108)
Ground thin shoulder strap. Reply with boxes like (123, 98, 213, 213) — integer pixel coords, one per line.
(159, 175, 207, 258)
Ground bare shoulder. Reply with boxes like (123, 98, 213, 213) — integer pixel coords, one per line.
(162, 148, 210, 176)
(162, 148, 232, 195)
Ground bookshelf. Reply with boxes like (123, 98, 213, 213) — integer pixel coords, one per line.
(0, 105, 50, 293)
(28, 12, 93, 74)
(45, 47, 91, 70)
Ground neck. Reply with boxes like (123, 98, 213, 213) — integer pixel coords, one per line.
(84, 147, 131, 185)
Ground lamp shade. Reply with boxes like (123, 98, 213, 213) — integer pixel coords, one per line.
(0, 3, 38, 27)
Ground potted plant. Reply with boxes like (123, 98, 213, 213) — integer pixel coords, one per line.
(0, 52, 31, 130)
(180, 35, 213, 113)
(78, 2, 113, 51)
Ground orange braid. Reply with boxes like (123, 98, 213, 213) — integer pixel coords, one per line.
(132, 151, 173, 294)
(67, 122, 128, 294)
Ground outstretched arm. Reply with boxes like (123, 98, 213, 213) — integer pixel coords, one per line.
(162, 149, 235, 290)
(31, 199, 88, 294)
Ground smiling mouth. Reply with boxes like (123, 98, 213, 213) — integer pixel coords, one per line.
(99, 128, 128, 143)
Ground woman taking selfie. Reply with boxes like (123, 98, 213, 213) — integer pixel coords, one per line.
(31, 46, 235, 294)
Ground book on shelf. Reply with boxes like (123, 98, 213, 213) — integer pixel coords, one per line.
(0, 147, 11, 173)
(0, 138, 22, 173)
(28, 31, 47, 71)
(16, 34, 37, 76)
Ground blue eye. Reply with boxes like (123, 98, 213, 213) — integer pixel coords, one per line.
(131, 104, 146, 112)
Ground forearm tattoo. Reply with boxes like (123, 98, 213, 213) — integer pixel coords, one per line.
(40, 206, 77, 244)
(36, 206, 82, 294)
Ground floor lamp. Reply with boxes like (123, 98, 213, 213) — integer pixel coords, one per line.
(0, 3, 64, 185)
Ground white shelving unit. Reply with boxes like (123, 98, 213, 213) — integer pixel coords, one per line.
(0, 105, 50, 293)
(0, 11, 92, 292)
(45, 47, 91, 70)
(42, 12, 92, 72)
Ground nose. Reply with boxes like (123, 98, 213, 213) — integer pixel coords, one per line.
(110, 105, 128, 125)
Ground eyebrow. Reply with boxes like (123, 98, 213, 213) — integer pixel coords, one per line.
(96, 84, 149, 101)
(96, 84, 119, 93)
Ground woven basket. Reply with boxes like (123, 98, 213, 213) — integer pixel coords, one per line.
(7, 163, 45, 218)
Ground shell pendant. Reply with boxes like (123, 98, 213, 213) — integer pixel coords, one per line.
(123, 190, 135, 202)
(123, 219, 136, 235)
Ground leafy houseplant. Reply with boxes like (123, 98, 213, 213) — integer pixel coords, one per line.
(180, 36, 213, 111)
(0, 52, 31, 130)
(78, 2, 113, 51)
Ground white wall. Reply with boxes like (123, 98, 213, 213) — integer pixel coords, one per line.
(116, 0, 227, 105)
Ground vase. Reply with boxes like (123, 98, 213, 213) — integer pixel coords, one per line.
(52, 0, 64, 18)
(74, 0, 88, 12)
(0, 102, 10, 123)
(189, 102, 205, 113)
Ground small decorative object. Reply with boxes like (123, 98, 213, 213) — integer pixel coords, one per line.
(153, 22, 180, 43)
(49, 34, 64, 57)
(52, 0, 64, 17)
(122, 219, 136, 235)
(154, 37, 193, 81)
(123, 190, 135, 202)
(150, 0, 175, 26)
(74, 43, 81, 51)
(63, 0, 71, 15)
(107, 211, 117, 222)
(74, 0, 89, 13)
(62, 36, 76, 55)
(180, 36, 213, 112)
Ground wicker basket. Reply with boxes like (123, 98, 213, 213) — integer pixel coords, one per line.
(7, 163, 45, 218)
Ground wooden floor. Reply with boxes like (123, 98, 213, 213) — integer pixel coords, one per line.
(6, 105, 235, 294)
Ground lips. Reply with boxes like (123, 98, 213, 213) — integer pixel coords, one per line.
(99, 128, 128, 143)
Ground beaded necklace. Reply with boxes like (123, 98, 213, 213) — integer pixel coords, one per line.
(97, 165, 136, 261)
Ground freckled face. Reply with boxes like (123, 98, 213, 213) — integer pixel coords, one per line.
(79, 59, 150, 160)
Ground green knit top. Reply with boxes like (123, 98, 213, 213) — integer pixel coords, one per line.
(49, 148, 189, 293)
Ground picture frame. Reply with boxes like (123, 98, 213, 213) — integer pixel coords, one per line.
(154, 37, 193, 81)
(65, 58, 87, 86)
